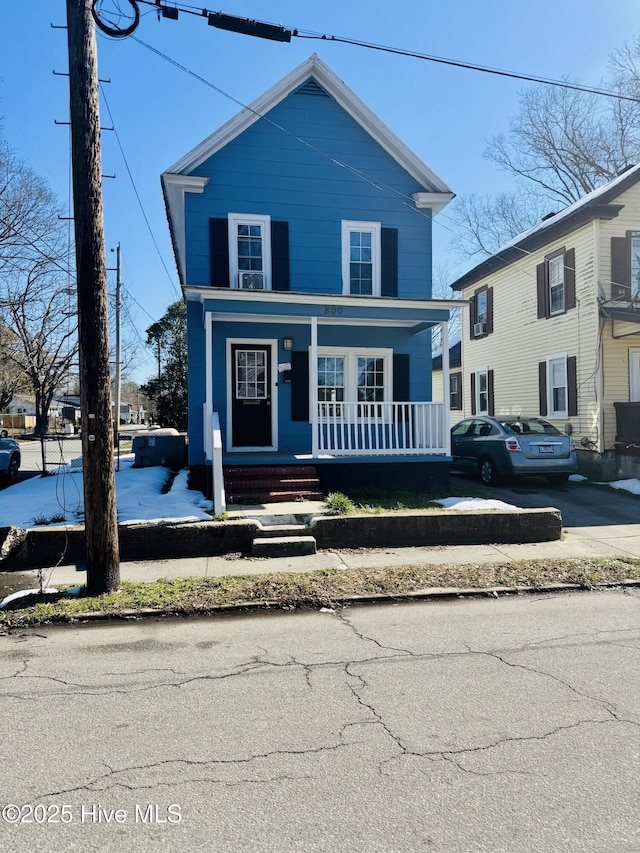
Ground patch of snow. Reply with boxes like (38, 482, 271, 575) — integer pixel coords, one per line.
(569, 474, 587, 482)
(0, 587, 59, 610)
(597, 478, 640, 496)
(0, 466, 213, 529)
(434, 497, 519, 511)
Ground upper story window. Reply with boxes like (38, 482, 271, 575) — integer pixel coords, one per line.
(228, 213, 272, 290)
(548, 254, 565, 314)
(470, 286, 493, 338)
(612, 231, 640, 300)
(342, 221, 381, 296)
(537, 247, 576, 318)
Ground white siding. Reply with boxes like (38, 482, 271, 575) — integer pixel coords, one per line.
(461, 221, 600, 447)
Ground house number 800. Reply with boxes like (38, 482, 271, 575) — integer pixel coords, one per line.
(324, 306, 343, 315)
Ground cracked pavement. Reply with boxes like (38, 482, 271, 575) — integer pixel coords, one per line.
(1, 589, 639, 852)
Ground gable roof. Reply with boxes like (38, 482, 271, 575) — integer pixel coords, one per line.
(451, 162, 640, 292)
(163, 54, 453, 198)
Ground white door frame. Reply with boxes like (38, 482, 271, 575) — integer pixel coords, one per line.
(226, 337, 278, 451)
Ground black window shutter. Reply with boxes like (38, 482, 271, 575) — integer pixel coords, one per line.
(538, 361, 547, 416)
(290, 351, 309, 422)
(469, 295, 477, 339)
(564, 248, 576, 310)
(393, 353, 410, 401)
(470, 373, 476, 415)
(611, 236, 630, 299)
(567, 356, 578, 417)
(210, 218, 230, 287)
(486, 287, 494, 334)
(271, 221, 290, 291)
(381, 228, 398, 297)
(487, 369, 495, 417)
(537, 262, 549, 318)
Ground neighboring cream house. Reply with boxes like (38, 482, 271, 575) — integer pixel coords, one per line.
(450, 164, 640, 480)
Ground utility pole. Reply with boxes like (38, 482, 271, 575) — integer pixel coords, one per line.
(66, 0, 120, 593)
(113, 242, 122, 447)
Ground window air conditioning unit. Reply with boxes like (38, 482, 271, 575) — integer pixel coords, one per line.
(473, 322, 485, 337)
(238, 271, 264, 290)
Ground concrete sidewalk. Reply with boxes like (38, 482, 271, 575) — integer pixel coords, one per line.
(9, 521, 640, 592)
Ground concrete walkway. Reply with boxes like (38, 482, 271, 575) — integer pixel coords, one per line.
(8, 517, 640, 591)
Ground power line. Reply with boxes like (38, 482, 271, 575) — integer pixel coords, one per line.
(99, 84, 181, 299)
(132, 0, 640, 103)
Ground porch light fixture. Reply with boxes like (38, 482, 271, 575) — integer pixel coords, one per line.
(283, 338, 293, 350)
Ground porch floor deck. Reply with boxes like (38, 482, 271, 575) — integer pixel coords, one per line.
(222, 452, 451, 466)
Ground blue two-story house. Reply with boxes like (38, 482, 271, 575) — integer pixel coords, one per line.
(162, 55, 458, 508)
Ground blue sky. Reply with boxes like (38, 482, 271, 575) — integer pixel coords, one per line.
(1, 0, 637, 381)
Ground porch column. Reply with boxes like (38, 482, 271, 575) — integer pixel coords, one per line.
(441, 321, 451, 456)
(203, 311, 213, 461)
(310, 316, 318, 457)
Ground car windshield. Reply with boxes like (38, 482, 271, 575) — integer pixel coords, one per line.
(499, 418, 562, 436)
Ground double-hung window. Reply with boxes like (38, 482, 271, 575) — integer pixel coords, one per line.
(476, 368, 489, 415)
(631, 234, 640, 299)
(537, 247, 575, 317)
(342, 221, 381, 295)
(228, 213, 271, 290)
(317, 348, 391, 417)
(548, 254, 565, 314)
(547, 354, 567, 418)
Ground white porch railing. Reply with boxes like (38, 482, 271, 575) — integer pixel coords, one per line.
(211, 411, 226, 516)
(316, 401, 448, 456)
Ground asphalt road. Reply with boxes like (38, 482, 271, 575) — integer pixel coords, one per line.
(1, 591, 639, 852)
(454, 471, 640, 527)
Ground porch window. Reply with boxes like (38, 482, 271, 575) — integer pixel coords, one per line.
(341, 221, 381, 295)
(228, 213, 271, 290)
(317, 348, 391, 414)
(318, 356, 345, 416)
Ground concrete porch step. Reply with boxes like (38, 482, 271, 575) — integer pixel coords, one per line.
(252, 535, 317, 557)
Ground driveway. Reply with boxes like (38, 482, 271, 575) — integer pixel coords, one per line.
(454, 471, 640, 528)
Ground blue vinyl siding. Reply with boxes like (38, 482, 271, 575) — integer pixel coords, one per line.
(185, 85, 432, 298)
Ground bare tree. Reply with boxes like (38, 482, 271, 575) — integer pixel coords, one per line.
(0, 137, 77, 434)
(451, 37, 640, 258)
(431, 261, 462, 353)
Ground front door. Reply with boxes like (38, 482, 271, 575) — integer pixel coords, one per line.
(231, 344, 272, 448)
(630, 348, 640, 402)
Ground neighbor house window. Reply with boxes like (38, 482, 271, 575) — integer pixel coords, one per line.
(631, 234, 640, 299)
(342, 221, 381, 295)
(476, 368, 489, 415)
(450, 372, 462, 410)
(537, 247, 575, 317)
(547, 354, 567, 418)
(228, 213, 271, 290)
(470, 286, 492, 338)
(548, 253, 565, 314)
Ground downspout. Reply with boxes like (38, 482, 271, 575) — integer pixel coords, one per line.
(441, 321, 450, 455)
(311, 316, 318, 457)
(204, 310, 213, 461)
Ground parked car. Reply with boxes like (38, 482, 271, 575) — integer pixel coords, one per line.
(0, 435, 20, 484)
(450, 415, 578, 486)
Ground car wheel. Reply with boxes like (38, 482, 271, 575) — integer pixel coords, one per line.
(547, 473, 569, 487)
(479, 456, 499, 486)
(6, 453, 19, 483)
